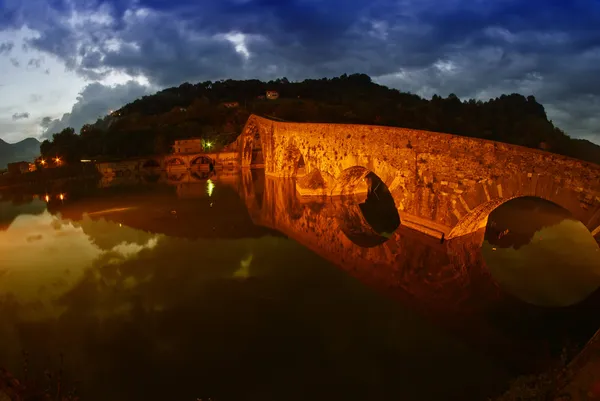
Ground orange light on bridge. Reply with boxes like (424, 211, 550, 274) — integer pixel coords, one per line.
(40, 159, 46, 166)
(59, 193, 64, 201)
(44, 194, 50, 202)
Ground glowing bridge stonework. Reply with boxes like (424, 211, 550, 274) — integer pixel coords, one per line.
(237, 114, 600, 241)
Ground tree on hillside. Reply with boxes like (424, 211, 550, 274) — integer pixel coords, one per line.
(40, 127, 82, 163)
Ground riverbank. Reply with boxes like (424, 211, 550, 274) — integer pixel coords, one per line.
(554, 328, 600, 399)
(0, 163, 99, 191)
(495, 328, 600, 400)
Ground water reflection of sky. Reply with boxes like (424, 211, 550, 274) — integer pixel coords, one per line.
(483, 197, 600, 307)
(0, 210, 160, 319)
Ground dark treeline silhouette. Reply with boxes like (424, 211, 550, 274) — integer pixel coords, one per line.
(40, 73, 600, 164)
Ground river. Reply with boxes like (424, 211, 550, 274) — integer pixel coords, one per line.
(0, 170, 599, 401)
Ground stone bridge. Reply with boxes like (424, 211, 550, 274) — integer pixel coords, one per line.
(95, 151, 240, 178)
(237, 114, 600, 242)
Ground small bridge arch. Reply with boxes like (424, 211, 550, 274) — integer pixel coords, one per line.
(165, 157, 187, 168)
(191, 155, 215, 165)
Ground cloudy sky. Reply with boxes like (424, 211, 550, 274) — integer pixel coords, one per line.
(0, 0, 599, 144)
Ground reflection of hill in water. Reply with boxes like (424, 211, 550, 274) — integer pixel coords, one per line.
(0, 198, 46, 230)
(485, 197, 576, 249)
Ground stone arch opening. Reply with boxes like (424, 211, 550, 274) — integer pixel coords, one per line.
(333, 167, 401, 247)
(254, 131, 261, 144)
(166, 158, 186, 167)
(251, 148, 263, 165)
(448, 195, 597, 242)
(474, 196, 600, 307)
(191, 156, 215, 174)
(191, 156, 214, 165)
(242, 138, 252, 161)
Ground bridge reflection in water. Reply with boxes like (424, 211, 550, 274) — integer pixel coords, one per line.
(231, 170, 600, 366)
(5, 169, 600, 399)
(90, 169, 600, 371)
(45, 170, 600, 339)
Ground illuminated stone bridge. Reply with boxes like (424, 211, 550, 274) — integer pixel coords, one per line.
(237, 114, 600, 242)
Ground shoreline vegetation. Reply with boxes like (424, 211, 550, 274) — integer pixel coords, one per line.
(496, 329, 600, 400)
(0, 164, 99, 191)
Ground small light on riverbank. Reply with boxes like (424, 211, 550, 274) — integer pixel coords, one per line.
(44, 194, 49, 202)
(207, 179, 215, 197)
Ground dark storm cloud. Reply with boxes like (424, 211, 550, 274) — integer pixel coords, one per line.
(0, 41, 14, 55)
(3, 0, 600, 143)
(40, 81, 153, 138)
(40, 116, 53, 128)
(27, 57, 43, 68)
(12, 112, 30, 120)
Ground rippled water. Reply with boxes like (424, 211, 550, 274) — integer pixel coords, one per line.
(0, 171, 599, 401)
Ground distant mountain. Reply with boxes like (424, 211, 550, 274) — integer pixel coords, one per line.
(0, 137, 40, 168)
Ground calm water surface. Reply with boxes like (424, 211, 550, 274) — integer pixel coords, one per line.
(1, 171, 599, 401)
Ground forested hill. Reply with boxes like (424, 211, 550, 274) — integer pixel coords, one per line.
(41, 73, 600, 165)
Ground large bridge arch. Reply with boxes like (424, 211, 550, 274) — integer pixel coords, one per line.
(446, 194, 599, 242)
(447, 171, 600, 241)
(329, 164, 401, 196)
(239, 117, 272, 168)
